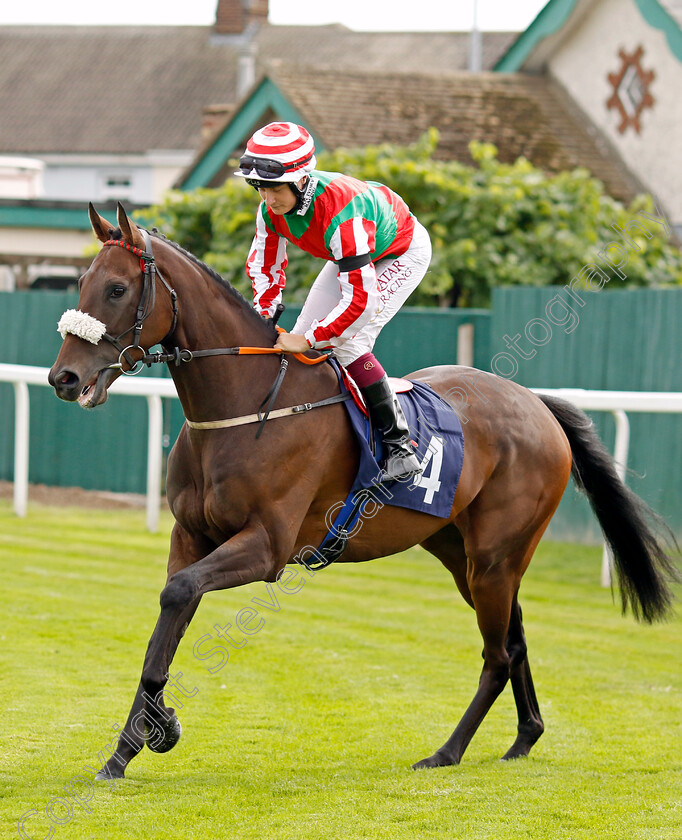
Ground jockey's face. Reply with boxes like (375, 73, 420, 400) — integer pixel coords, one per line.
(257, 183, 296, 214)
(257, 177, 306, 215)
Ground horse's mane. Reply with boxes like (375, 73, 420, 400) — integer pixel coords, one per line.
(114, 227, 278, 342)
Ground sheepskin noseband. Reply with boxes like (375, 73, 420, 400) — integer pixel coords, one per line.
(57, 309, 108, 345)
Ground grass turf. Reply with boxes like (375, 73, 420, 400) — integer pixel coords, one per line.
(1, 499, 681, 839)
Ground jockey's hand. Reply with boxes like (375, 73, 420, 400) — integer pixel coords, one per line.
(274, 332, 311, 354)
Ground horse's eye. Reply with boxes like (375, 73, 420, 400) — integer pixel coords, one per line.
(109, 285, 126, 299)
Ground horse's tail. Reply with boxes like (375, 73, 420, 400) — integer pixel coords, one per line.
(538, 394, 679, 623)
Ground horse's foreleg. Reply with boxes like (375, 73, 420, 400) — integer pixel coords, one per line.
(95, 595, 201, 780)
(96, 524, 211, 780)
(128, 524, 275, 766)
(502, 599, 544, 760)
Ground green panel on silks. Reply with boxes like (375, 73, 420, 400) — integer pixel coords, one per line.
(489, 286, 682, 542)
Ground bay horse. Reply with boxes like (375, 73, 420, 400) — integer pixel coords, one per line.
(48, 203, 677, 780)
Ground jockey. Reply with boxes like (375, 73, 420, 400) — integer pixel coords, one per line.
(236, 121, 432, 481)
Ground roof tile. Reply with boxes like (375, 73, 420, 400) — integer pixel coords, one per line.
(231, 66, 642, 203)
(0, 24, 514, 155)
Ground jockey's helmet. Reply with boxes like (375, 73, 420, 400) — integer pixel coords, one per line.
(235, 122, 316, 187)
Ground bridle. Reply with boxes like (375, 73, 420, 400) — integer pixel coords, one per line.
(101, 230, 347, 437)
(102, 229, 178, 373)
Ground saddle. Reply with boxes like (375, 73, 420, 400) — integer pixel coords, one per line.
(338, 364, 414, 418)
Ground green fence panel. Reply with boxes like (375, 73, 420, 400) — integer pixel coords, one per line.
(489, 286, 682, 541)
(0, 292, 491, 495)
(3, 284, 679, 543)
(0, 291, 173, 494)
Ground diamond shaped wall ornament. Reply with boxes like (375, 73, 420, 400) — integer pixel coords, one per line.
(606, 45, 655, 134)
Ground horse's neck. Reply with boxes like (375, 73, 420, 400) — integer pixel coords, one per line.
(162, 260, 277, 421)
(171, 278, 270, 354)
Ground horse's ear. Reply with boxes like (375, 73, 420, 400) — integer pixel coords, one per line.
(89, 203, 115, 243)
(116, 202, 146, 250)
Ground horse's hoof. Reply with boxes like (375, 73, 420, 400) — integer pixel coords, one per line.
(412, 750, 458, 770)
(95, 766, 125, 781)
(146, 713, 182, 753)
(501, 724, 543, 760)
(501, 743, 531, 761)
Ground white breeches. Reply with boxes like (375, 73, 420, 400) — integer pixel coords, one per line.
(292, 220, 432, 367)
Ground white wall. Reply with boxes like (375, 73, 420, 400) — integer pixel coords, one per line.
(0, 227, 94, 258)
(0, 157, 44, 199)
(39, 151, 194, 205)
(549, 0, 682, 225)
(42, 165, 149, 204)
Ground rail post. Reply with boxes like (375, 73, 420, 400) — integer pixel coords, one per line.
(12, 380, 29, 517)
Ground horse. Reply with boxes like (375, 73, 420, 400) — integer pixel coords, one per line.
(48, 203, 677, 780)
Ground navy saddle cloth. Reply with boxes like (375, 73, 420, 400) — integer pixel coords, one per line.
(311, 361, 465, 568)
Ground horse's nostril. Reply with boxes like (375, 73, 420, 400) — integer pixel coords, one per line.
(59, 371, 78, 387)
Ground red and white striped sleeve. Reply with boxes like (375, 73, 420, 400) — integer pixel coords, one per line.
(305, 217, 380, 347)
(246, 208, 288, 318)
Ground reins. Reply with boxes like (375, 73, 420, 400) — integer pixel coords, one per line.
(103, 233, 346, 437)
(139, 339, 328, 368)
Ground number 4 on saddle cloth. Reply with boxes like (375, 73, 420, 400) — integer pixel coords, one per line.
(307, 359, 465, 570)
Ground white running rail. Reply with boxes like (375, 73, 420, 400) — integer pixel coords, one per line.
(0, 363, 176, 532)
(1, 364, 681, 586)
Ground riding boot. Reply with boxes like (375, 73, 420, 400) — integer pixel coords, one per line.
(360, 375, 422, 481)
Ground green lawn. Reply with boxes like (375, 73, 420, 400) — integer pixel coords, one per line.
(1, 499, 680, 839)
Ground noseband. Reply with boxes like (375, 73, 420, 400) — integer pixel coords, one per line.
(102, 230, 178, 373)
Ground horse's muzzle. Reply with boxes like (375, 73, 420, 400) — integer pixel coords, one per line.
(48, 364, 117, 408)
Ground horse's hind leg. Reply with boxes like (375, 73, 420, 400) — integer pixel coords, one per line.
(415, 513, 552, 769)
(502, 598, 544, 760)
(413, 551, 519, 769)
(417, 524, 517, 767)
(421, 524, 472, 607)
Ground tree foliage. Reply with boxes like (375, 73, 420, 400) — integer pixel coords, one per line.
(138, 130, 682, 308)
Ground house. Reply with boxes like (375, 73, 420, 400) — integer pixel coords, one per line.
(2, 0, 679, 288)
(0, 0, 514, 287)
(0, 3, 514, 208)
(495, 0, 682, 237)
(178, 0, 681, 240)
(176, 64, 643, 209)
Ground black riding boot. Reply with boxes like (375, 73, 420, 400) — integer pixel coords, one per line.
(361, 375, 422, 481)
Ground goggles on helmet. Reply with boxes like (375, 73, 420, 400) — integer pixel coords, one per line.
(238, 155, 290, 180)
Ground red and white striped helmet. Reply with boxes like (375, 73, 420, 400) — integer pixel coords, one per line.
(235, 122, 317, 184)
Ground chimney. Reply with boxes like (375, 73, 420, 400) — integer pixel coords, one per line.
(214, 0, 268, 35)
(468, 0, 482, 72)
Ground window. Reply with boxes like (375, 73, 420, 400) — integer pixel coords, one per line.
(101, 174, 133, 201)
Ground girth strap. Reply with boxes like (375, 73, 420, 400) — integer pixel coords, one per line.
(186, 391, 351, 431)
(255, 356, 289, 438)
